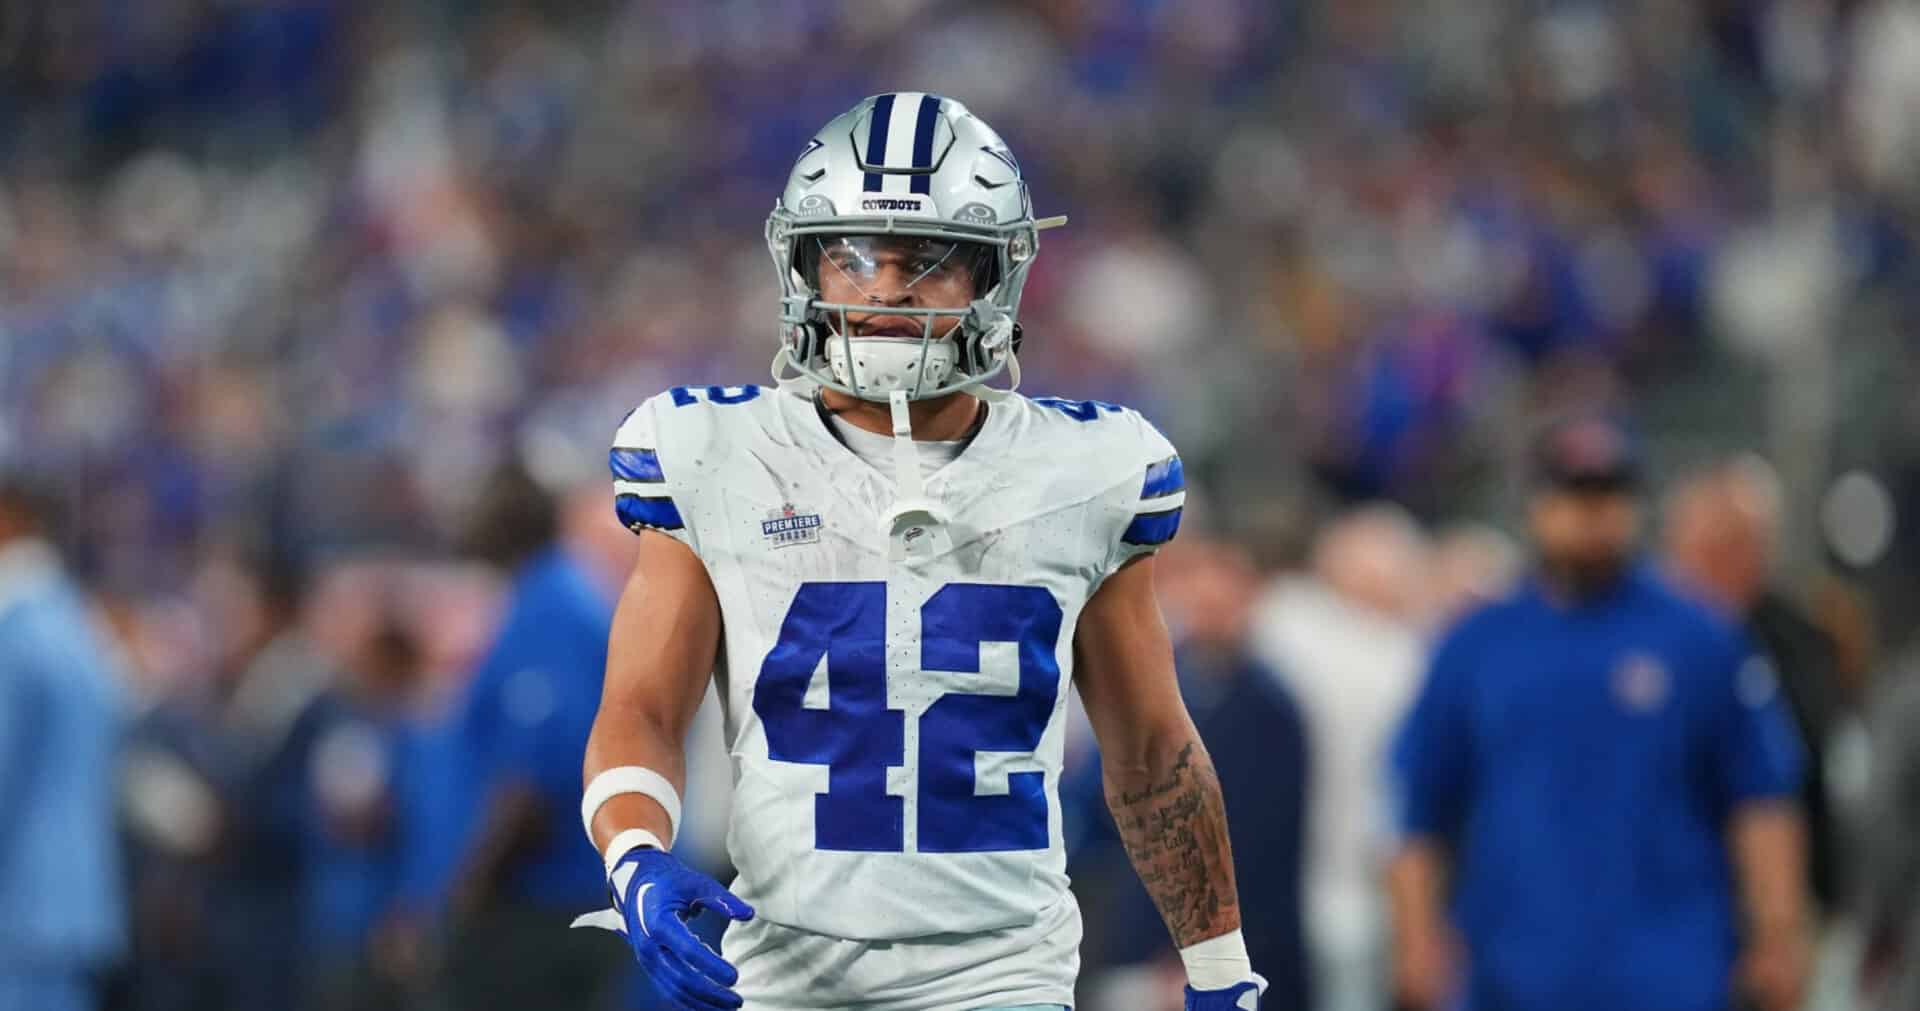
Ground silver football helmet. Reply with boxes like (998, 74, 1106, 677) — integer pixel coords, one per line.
(766, 93, 1051, 401)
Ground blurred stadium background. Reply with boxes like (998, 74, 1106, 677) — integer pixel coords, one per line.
(1, 0, 1918, 1009)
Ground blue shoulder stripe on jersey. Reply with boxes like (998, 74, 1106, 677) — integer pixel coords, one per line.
(1122, 507, 1182, 547)
(863, 93, 895, 192)
(609, 448, 664, 483)
(615, 494, 684, 532)
(1141, 455, 1184, 500)
(909, 95, 942, 194)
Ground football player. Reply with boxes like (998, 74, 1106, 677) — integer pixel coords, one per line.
(575, 93, 1265, 1011)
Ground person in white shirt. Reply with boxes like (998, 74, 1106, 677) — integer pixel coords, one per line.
(1250, 505, 1434, 1011)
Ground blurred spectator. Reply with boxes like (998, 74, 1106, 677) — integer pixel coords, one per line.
(1251, 505, 1430, 1011)
(119, 693, 239, 1011)
(1666, 456, 1848, 914)
(118, 545, 328, 1011)
(1857, 659, 1920, 1011)
(0, 473, 126, 1011)
(436, 460, 627, 1011)
(199, 547, 327, 1011)
(1073, 540, 1310, 1011)
(288, 617, 425, 1011)
(1388, 416, 1810, 1011)
(208, 549, 335, 772)
(1427, 524, 1522, 628)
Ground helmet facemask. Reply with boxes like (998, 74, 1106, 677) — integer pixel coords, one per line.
(768, 217, 1034, 402)
(811, 234, 988, 398)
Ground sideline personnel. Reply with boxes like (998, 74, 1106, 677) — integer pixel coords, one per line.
(1387, 416, 1810, 1011)
(1665, 458, 1846, 914)
(0, 471, 125, 1011)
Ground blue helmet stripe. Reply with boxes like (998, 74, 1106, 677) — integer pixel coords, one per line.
(616, 494, 684, 532)
(1122, 507, 1182, 547)
(609, 447, 664, 483)
(863, 93, 896, 192)
(1141, 455, 1184, 499)
(909, 94, 942, 194)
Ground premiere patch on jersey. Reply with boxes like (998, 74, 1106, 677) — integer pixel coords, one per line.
(761, 502, 823, 548)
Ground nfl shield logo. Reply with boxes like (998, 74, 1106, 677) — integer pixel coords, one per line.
(1613, 652, 1669, 713)
(761, 502, 822, 548)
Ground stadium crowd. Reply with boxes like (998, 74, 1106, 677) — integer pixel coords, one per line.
(3, 0, 1920, 1009)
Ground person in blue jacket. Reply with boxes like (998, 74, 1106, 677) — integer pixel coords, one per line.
(1387, 416, 1811, 1011)
(0, 472, 125, 1011)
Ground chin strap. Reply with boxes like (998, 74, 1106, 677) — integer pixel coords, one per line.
(883, 390, 954, 562)
(961, 353, 1022, 404)
(888, 391, 927, 504)
(770, 347, 826, 403)
(770, 345, 801, 384)
(963, 302, 1021, 401)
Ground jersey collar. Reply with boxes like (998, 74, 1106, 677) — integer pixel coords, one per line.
(804, 388, 997, 485)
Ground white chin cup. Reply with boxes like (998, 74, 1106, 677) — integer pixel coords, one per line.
(827, 337, 957, 399)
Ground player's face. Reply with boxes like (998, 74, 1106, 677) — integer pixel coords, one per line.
(1530, 487, 1641, 595)
(810, 235, 986, 341)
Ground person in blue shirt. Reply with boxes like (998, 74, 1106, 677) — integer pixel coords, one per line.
(1387, 416, 1811, 1011)
(0, 473, 126, 1011)
(437, 461, 628, 1011)
(290, 617, 422, 1011)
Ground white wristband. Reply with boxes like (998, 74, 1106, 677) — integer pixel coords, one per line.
(1180, 929, 1253, 991)
(602, 828, 666, 875)
(582, 766, 682, 847)
(603, 827, 665, 909)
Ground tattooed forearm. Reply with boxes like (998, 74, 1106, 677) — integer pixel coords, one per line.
(1105, 737, 1241, 947)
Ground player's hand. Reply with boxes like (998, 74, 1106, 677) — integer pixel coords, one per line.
(1737, 922, 1810, 1011)
(1184, 972, 1266, 1010)
(587, 846, 755, 1010)
(1393, 918, 1461, 1010)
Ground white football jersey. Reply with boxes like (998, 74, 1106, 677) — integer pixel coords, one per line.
(608, 379, 1184, 944)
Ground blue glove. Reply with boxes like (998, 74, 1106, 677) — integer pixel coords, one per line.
(606, 847, 755, 1010)
(1185, 974, 1266, 1011)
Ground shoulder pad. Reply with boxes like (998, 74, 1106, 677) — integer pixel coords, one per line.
(608, 384, 768, 549)
(1109, 408, 1184, 552)
(1022, 395, 1185, 573)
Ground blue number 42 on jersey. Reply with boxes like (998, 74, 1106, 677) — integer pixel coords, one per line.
(752, 581, 1062, 853)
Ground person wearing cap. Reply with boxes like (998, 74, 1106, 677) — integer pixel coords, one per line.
(1385, 416, 1812, 1011)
